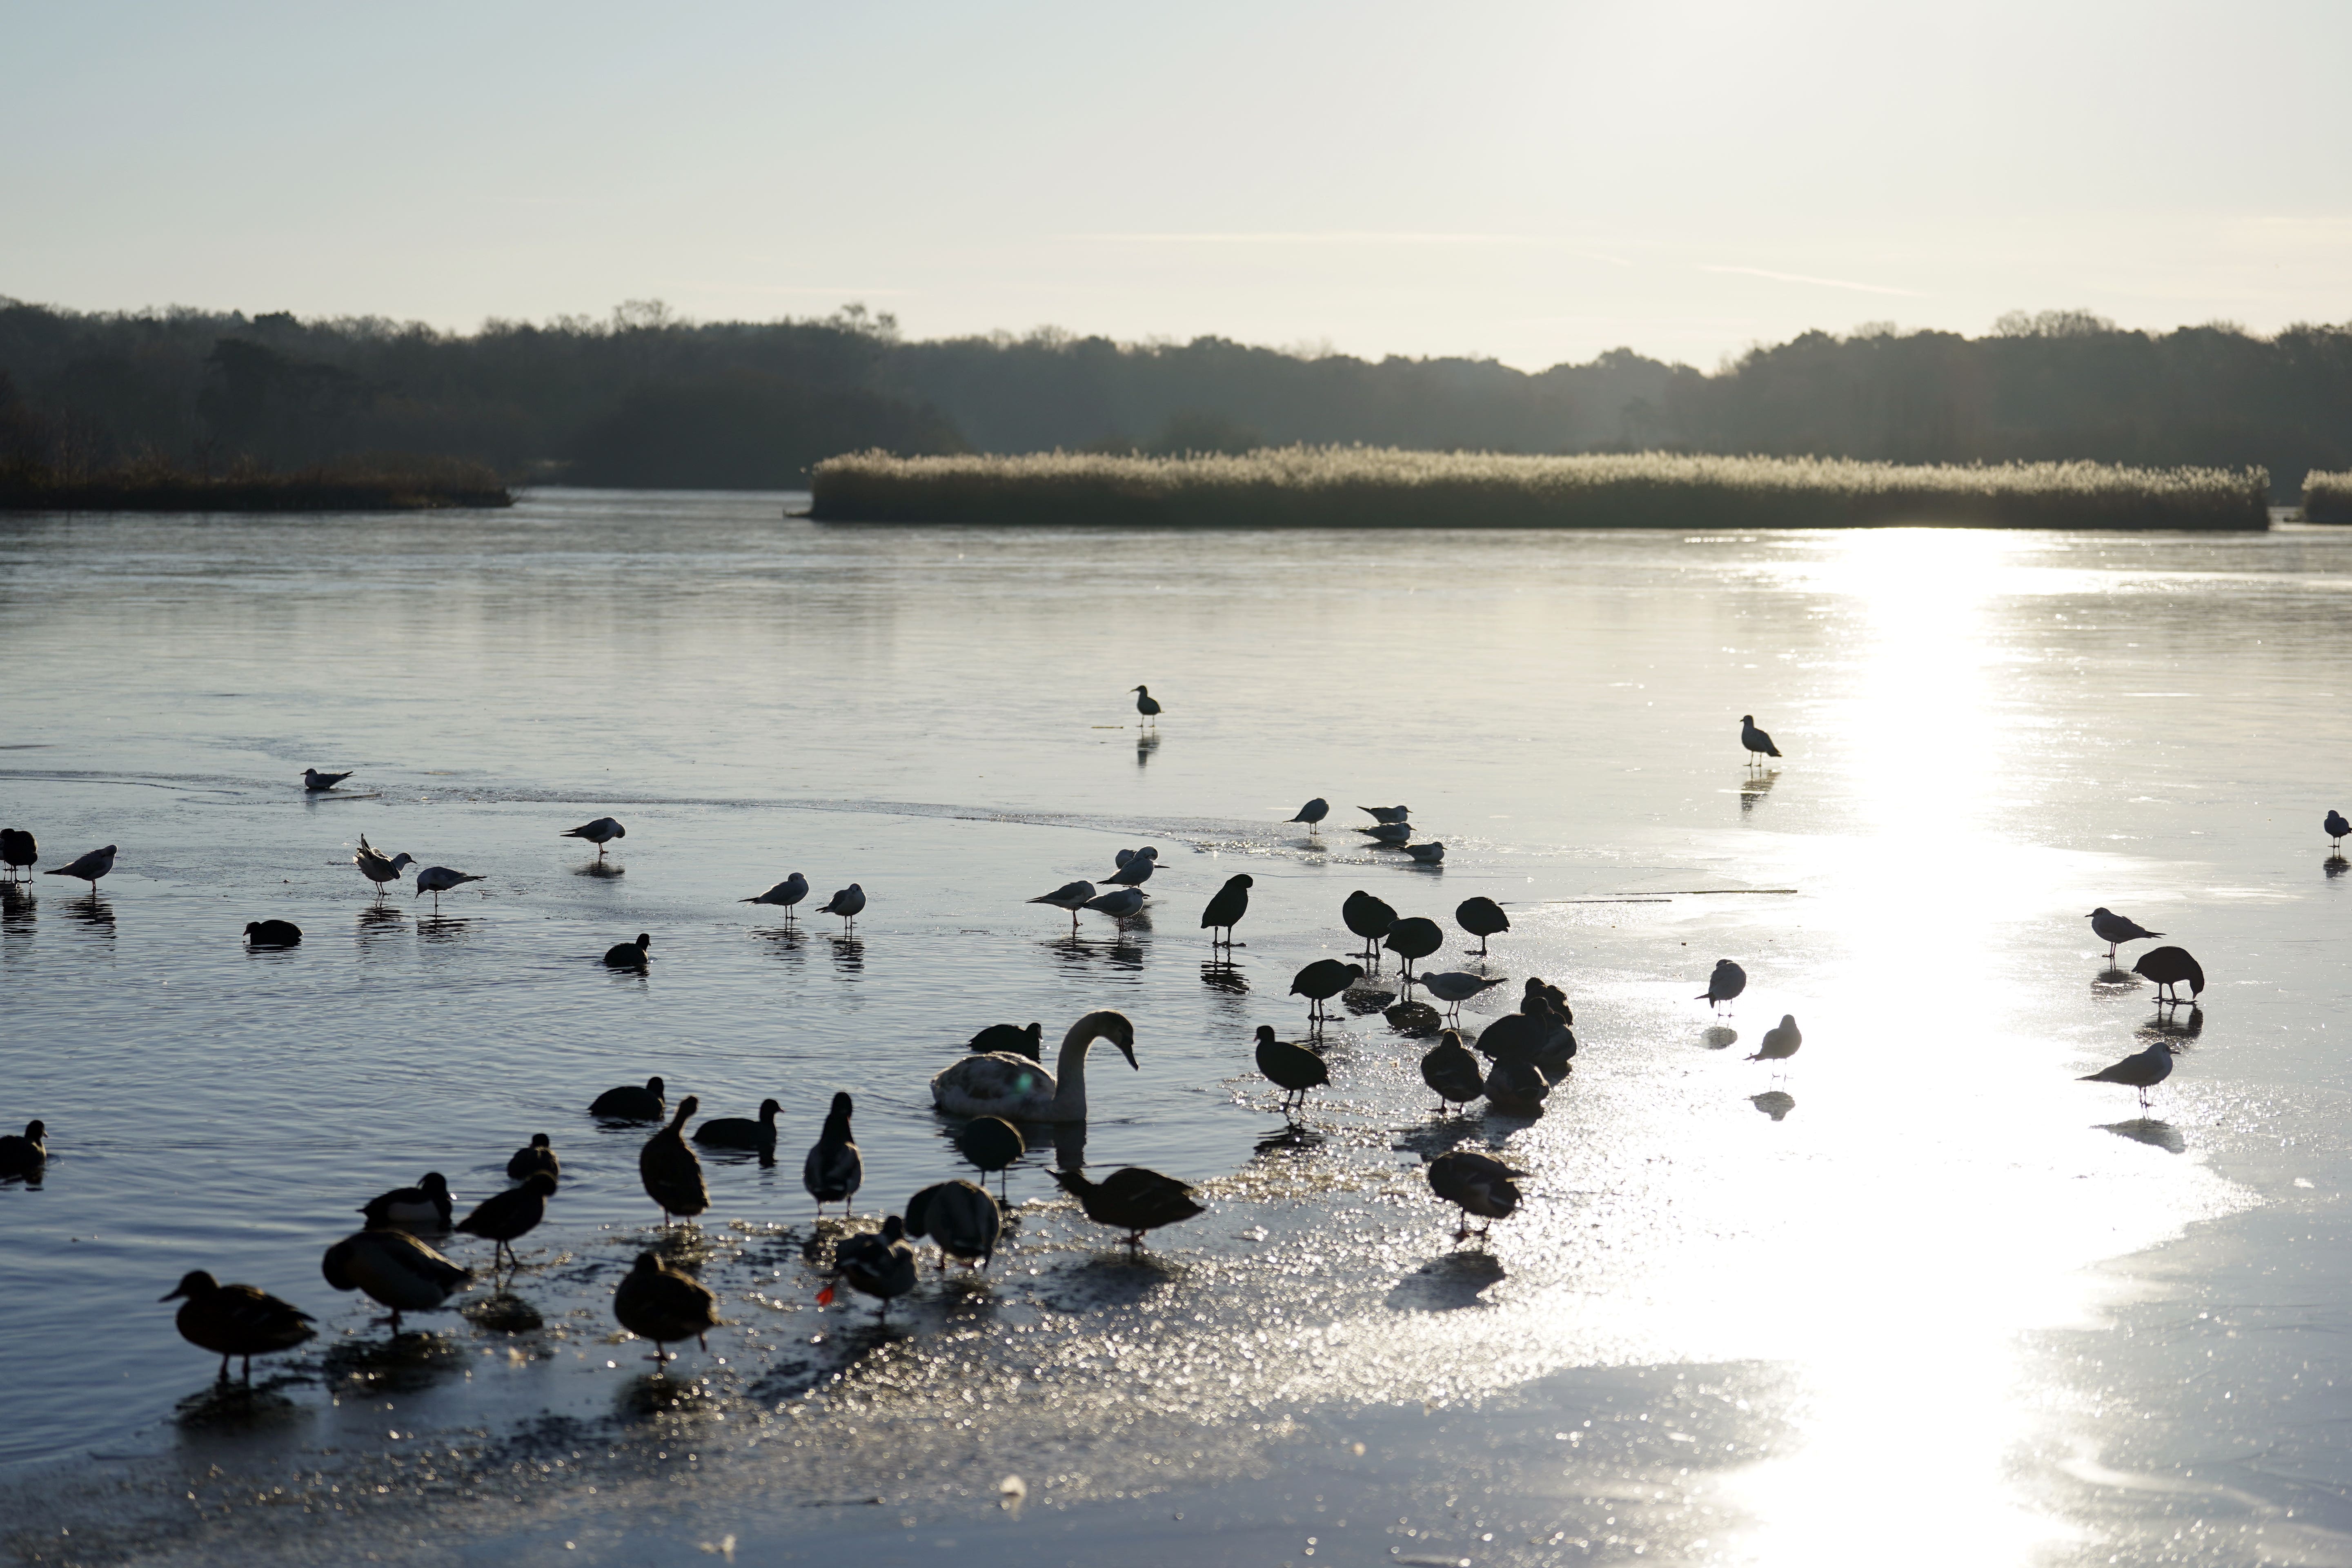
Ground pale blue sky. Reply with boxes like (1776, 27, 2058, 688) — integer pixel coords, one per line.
(4, 0, 2347, 367)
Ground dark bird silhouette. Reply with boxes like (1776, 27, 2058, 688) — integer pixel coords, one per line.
(1697, 958, 1747, 1014)
(1384, 916, 1444, 981)
(454, 1173, 556, 1268)
(1483, 1054, 1551, 1112)
(1454, 896, 1509, 956)
(1359, 805, 1411, 823)
(803, 1092, 863, 1217)
(1131, 685, 1161, 725)
(2079, 1040, 2176, 1108)
(353, 836, 414, 900)
(243, 919, 302, 947)
(360, 1172, 452, 1232)
(1027, 880, 1096, 934)
(2086, 907, 2163, 961)
(303, 768, 353, 792)
(2132, 946, 2205, 1005)
(1101, 847, 1159, 887)
(694, 1098, 781, 1153)
(505, 1133, 559, 1183)
(1746, 1014, 1802, 1075)
(831, 1214, 920, 1317)
(321, 1228, 470, 1334)
(742, 872, 809, 915)
(604, 932, 651, 969)
(161, 1270, 315, 1382)
(1342, 890, 1397, 965)
(1525, 976, 1573, 1027)
(1052, 1167, 1204, 1250)
(45, 844, 116, 890)
(817, 883, 866, 931)
(967, 1022, 1043, 1059)
(955, 1116, 1025, 1199)
(1740, 715, 1781, 761)
(1288, 798, 1329, 826)
(1355, 822, 1412, 845)
(561, 816, 626, 857)
(1420, 1029, 1484, 1114)
(1289, 959, 1366, 1025)
(639, 1098, 710, 1224)
(1, 827, 37, 879)
(2328, 810, 2349, 851)
(1201, 873, 1253, 949)
(905, 1180, 1002, 1269)
(1428, 1150, 1521, 1239)
(0, 1120, 46, 1180)
(1475, 993, 1555, 1063)
(1404, 841, 1446, 865)
(613, 1250, 719, 1363)
(590, 1076, 665, 1121)
(1253, 1024, 1328, 1115)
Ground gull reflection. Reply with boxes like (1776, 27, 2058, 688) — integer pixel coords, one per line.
(1136, 731, 1161, 767)
(757, 926, 807, 964)
(830, 936, 865, 973)
(416, 915, 475, 944)
(2327, 854, 2348, 880)
(1751, 1090, 1796, 1121)
(572, 860, 627, 880)
(1384, 1250, 1505, 1312)
(65, 894, 115, 934)
(2099, 1119, 2187, 1154)
(1701, 1025, 1740, 1051)
(2090, 964, 2141, 993)
(1740, 769, 1779, 816)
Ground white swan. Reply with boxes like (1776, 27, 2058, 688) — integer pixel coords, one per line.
(930, 1010, 1135, 1122)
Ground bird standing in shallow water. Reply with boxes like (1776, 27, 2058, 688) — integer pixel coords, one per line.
(2133, 945, 2205, 1005)
(1427, 1151, 1521, 1240)
(1289, 959, 1366, 1026)
(829, 1214, 920, 1317)
(45, 845, 115, 890)
(1201, 873, 1252, 950)
(2079, 1040, 2175, 1109)
(303, 768, 352, 792)
(1740, 715, 1782, 763)
(0, 827, 36, 880)
(414, 865, 484, 908)
(2086, 907, 2163, 961)
(803, 1092, 863, 1217)
(1027, 879, 1097, 935)
(1698, 959, 1747, 1015)
(1747, 1014, 1802, 1077)
(817, 883, 865, 932)
(1052, 1168, 1203, 1251)
(905, 1180, 1003, 1270)
(1418, 970, 1506, 1021)
(561, 817, 626, 857)
(1455, 896, 1509, 956)
(1404, 842, 1446, 865)
(354, 836, 413, 900)
(1083, 886, 1146, 928)
(1288, 798, 1329, 828)
(1342, 890, 1396, 966)
(603, 932, 651, 969)
(955, 1116, 1025, 1199)
(321, 1228, 470, 1334)
(613, 1251, 719, 1363)
(1356, 822, 1412, 845)
(454, 1173, 556, 1270)
(1420, 1030, 1484, 1114)
(639, 1098, 710, 1224)
(1253, 1025, 1328, 1117)
(2328, 810, 2350, 852)
(162, 1270, 315, 1382)
(743, 872, 809, 915)
(1131, 685, 1161, 725)
(1101, 847, 1159, 887)
(1384, 916, 1444, 982)
(1359, 805, 1411, 824)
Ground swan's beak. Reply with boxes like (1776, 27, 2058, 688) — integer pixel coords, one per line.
(1117, 1039, 1139, 1071)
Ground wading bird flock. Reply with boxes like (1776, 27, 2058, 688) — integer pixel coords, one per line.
(0, 707, 2281, 1384)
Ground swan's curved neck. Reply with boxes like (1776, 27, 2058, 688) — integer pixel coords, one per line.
(1049, 1012, 1121, 1118)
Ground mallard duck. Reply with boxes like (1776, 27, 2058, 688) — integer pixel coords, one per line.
(1454, 895, 1509, 954)
(454, 1173, 556, 1268)
(1051, 1167, 1203, 1250)
(802, 1092, 863, 1214)
(561, 816, 626, 856)
(828, 1215, 919, 1318)
(1484, 1055, 1551, 1112)
(243, 919, 303, 947)
(506, 1133, 560, 1182)
(321, 1228, 471, 1332)
(161, 1270, 314, 1381)
(930, 1012, 1137, 1122)
(589, 1076, 665, 1120)
(955, 1116, 1025, 1197)
(1288, 960, 1365, 1025)
(1342, 890, 1396, 965)
(0, 827, 36, 879)
(359, 1172, 452, 1232)
(694, 1098, 781, 1152)
(966, 1022, 1043, 1060)
(0, 1119, 45, 1179)
(906, 1180, 1003, 1269)
(1420, 1030, 1484, 1114)
(2133, 945, 2205, 1004)
(1428, 1150, 1521, 1239)
(1200, 874, 1253, 949)
(1385, 917, 1443, 979)
(45, 844, 116, 889)
(603, 932, 651, 969)
(1253, 1025, 1328, 1116)
(612, 1250, 719, 1363)
(640, 1097, 709, 1223)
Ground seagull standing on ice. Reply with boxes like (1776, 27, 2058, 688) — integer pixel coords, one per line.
(44, 845, 116, 890)
(2079, 1040, 2175, 1109)
(817, 883, 866, 932)
(2085, 907, 2163, 961)
(1747, 1014, 1802, 1076)
(1698, 959, 1746, 1014)
(1131, 685, 1161, 726)
(561, 817, 626, 858)
(1740, 715, 1782, 763)
(304, 768, 353, 792)
(1028, 879, 1097, 934)
(2328, 810, 2350, 852)
(1288, 798, 1329, 827)
(1102, 847, 1159, 888)
(742, 872, 809, 916)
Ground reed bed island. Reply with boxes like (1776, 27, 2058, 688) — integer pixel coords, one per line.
(812, 447, 2270, 531)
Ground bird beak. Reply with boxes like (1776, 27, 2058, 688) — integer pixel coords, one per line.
(1118, 1040, 1139, 1071)
(158, 1286, 185, 1302)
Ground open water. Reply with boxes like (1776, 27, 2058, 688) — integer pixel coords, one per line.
(1, 492, 2349, 1567)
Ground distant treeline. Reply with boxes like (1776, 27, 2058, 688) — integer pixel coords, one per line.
(0, 454, 509, 513)
(3, 297, 2350, 498)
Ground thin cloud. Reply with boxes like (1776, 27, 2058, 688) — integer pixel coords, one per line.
(1699, 265, 1926, 298)
(1069, 231, 1618, 258)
